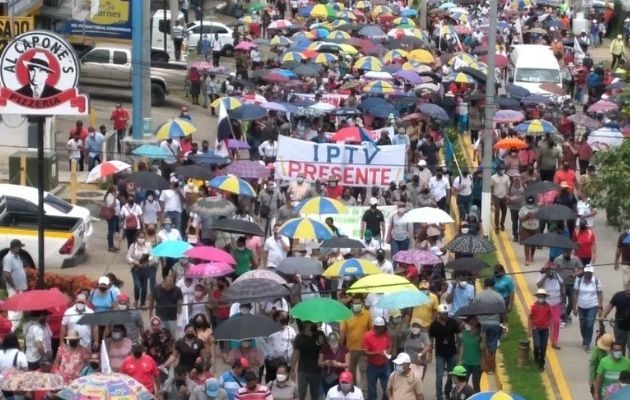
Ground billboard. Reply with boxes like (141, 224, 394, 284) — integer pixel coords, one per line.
(0, 17, 34, 53)
(66, 0, 131, 41)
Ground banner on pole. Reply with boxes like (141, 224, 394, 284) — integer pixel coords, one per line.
(321, 205, 396, 240)
(291, 92, 350, 108)
(275, 136, 405, 187)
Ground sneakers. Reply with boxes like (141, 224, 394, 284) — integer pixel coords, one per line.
(560, 321, 567, 329)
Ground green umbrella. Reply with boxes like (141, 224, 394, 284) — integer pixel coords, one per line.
(290, 298, 352, 323)
(248, 2, 266, 12)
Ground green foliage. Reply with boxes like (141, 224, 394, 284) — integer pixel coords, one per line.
(589, 140, 630, 231)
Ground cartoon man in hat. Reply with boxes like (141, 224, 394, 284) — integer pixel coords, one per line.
(16, 51, 61, 99)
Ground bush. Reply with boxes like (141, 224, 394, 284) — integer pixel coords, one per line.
(25, 268, 95, 295)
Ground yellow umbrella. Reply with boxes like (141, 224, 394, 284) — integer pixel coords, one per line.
(323, 258, 382, 277)
(383, 49, 408, 64)
(210, 96, 242, 110)
(347, 274, 418, 293)
(408, 49, 435, 64)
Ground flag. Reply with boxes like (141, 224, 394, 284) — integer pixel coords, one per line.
(358, 127, 377, 146)
(100, 339, 111, 373)
(217, 101, 233, 141)
(574, 33, 585, 60)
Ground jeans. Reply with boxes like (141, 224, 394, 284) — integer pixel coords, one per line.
(297, 371, 321, 400)
(390, 238, 410, 258)
(131, 265, 155, 306)
(88, 155, 101, 171)
(578, 306, 599, 347)
(591, 33, 598, 47)
(106, 216, 118, 249)
(124, 229, 139, 248)
(510, 208, 519, 238)
(562, 284, 574, 323)
(165, 211, 182, 233)
(532, 328, 549, 368)
(366, 363, 389, 400)
(349, 350, 367, 390)
(493, 196, 507, 228)
(435, 354, 457, 399)
(482, 324, 503, 354)
(462, 363, 481, 393)
(456, 194, 472, 219)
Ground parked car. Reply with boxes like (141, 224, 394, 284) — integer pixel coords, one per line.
(187, 20, 235, 56)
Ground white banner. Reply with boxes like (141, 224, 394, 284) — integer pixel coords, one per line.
(291, 92, 350, 108)
(275, 136, 406, 187)
(321, 206, 397, 241)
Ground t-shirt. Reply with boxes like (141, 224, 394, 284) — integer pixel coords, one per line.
(460, 330, 482, 365)
(574, 277, 601, 309)
(61, 305, 95, 348)
(325, 386, 364, 400)
(340, 309, 371, 351)
(362, 209, 385, 236)
(232, 248, 255, 276)
(235, 385, 272, 400)
(573, 228, 596, 259)
(120, 354, 159, 393)
(175, 337, 204, 371)
(493, 275, 514, 301)
(475, 289, 505, 326)
(617, 232, 630, 265)
(411, 292, 439, 328)
(219, 370, 246, 400)
(0, 348, 27, 373)
(554, 255, 582, 286)
(362, 330, 391, 366)
(293, 332, 323, 373)
(609, 291, 630, 330)
(428, 177, 451, 202)
(263, 236, 289, 268)
(429, 317, 461, 358)
(152, 285, 183, 321)
(386, 370, 423, 400)
(24, 321, 51, 363)
(596, 355, 630, 395)
(449, 385, 475, 400)
(2, 252, 27, 291)
(159, 189, 183, 212)
(530, 301, 552, 329)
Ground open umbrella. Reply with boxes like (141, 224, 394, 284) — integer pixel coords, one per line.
(505, 84, 531, 99)
(445, 257, 489, 273)
(455, 300, 506, 317)
(347, 274, 417, 293)
(523, 181, 560, 196)
(213, 314, 282, 340)
(192, 196, 236, 218)
(77, 311, 133, 326)
(221, 278, 290, 303)
(185, 246, 236, 264)
(588, 127, 624, 151)
(1, 289, 69, 311)
(58, 373, 154, 400)
(234, 269, 287, 285)
(276, 257, 324, 275)
(224, 160, 269, 179)
(320, 237, 365, 249)
(445, 235, 495, 254)
(211, 218, 265, 237)
(126, 171, 169, 190)
(536, 204, 577, 220)
(175, 165, 215, 180)
(291, 298, 352, 322)
(418, 103, 449, 122)
(515, 119, 557, 135)
(279, 218, 334, 240)
(493, 137, 528, 150)
(209, 175, 257, 197)
(132, 144, 169, 159)
(521, 233, 578, 249)
(567, 114, 600, 129)
(0, 371, 64, 391)
(401, 207, 455, 224)
(211, 96, 242, 110)
(539, 82, 565, 96)
(155, 118, 197, 139)
(194, 153, 230, 166)
(376, 290, 430, 309)
(294, 196, 348, 215)
(86, 161, 131, 182)
(186, 262, 234, 278)
(493, 110, 525, 124)
(151, 240, 192, 258)
(323, 258, 382, 277)
(587, 100, 618, 113)
(609, 385, 630, 400)
(392, 250, 442, 265)
(229, 104, 267, 121)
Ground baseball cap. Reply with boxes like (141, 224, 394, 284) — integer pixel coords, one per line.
(451, 365, 467, 377)
(369, 197, 378, 205)
(10, 239, 24, 248)
(438, 303, 450, 314)
(560, 181, 569, 188)
(392, 352, 411, 365)
(417, 160, 427, 166)
(205, 378, 219, 397)
(373, 317, 386, 326)
(339, 371, 353, 383)
(75, 294, 87, 303)
(98, 276, 110, 286)
(584, 265, 595, 273)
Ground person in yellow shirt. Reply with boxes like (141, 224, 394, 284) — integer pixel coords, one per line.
(412, 281, 439, 328)
(611, 34, 626, 69)
(340, 294, 372, 390)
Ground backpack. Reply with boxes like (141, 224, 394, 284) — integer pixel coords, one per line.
(124, 205, 138, 230)
(577, 276, 600, 292)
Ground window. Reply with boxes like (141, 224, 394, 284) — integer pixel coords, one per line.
(44, 194, 73, 213)
(515, 68, 561, 84)
(83, 49, 109, 64)
(158, 19, 171, 34)
(113, 51, 128, 65)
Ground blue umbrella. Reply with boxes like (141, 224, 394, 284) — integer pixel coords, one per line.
(278, 102, 300, 113)
(132, 144, 169, 159)
(401, 9, 417, 17)
(609, 385, 630, 400)
(151, 240, 193, 258)
(606, 80, 625, 90)
(271, 68, 297, 78)
(229, 104, 267, 120)
(506, 84, 531, 99)
(469, 392, 526, 400)
(419, 103, 449, 122)
(298, 5, 314, 17)
(358, 25, 387, 39)
(360, 96, 390, 111)
(365, 104, 399, 118)
(521, 94, 553, 105)
(497, 97, 521, 109)
(377, 291, 429, 309)
(193, 153, 231, 166)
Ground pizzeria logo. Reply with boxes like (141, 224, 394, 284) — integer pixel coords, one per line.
(0, 30, 88, 115)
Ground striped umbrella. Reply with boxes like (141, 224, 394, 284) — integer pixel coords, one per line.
(86, 160, 131, 182)
(209, 174, 257, 197)
(515, 119, 557, 135)
(292, 31, 313, 41)
(314, 52, 338, 64)
(310, 4, 337, 19)
(270, 35, 292, 46)
(327, 1, 346, 11)
(327, 30, 351, 40)
(310, 27, 330, 39)
(268, 19, 293, 30)
(210, 96, 242, 110)
(281, 51, 307, 63)
(355, 0, 372, 9)
(384, 49, 408, 63)
(448, 53, 476, 67)
(408, 49, 435, 64)
(362, 79, 396, 94)
(448, 72, 475, 84)
(330, 19, 349, 28)
(354, 56, 384, 71)
(154, 118, 197, 139)
(468, 391, 526, 400)
(323, 258, 383, 277)
(394, 17, 415, 26)
(294, 196, 348, 215)
(336, 10, 357, 20)
(279, 217, 334, 240)
(372, 5, 392, 17)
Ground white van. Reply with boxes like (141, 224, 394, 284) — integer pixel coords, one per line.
(150, 10, 187, 62)
(508, 45, 562, 96)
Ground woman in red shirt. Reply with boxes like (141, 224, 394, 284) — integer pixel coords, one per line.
(573, 219, 597, 266)
(529, 288, 553, 370)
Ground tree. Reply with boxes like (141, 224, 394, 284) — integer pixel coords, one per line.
(589, 140, 630, 231)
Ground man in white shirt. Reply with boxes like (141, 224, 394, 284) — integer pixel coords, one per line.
(60, 293, 95, 349)
(24, 311, 52, 369)
(375, 249, 394, 274)
(428, 167, 451, 211)
(160, 139, 181, 165)
(576, 195, 597, 228)
(365, 293, 389, 320)
(258, 137, 279, 164)
(159, 180, 184, 231)
(66, 133, 83, 170)
(157, 217, 182, 278)
(452, 169, 473, 219)
(263, 226, 290, 269)
(325, 371, 364, 400)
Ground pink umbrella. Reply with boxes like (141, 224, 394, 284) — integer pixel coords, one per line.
(227, 139, 250, 149)
(393, 250, 442, 265)
(587, 100, 618, 113)
(235, 41, 257, 50)
(191, 61, 213, 70)
(185, 246, 236, 264)
(493, 110, 525, 123)
(186, 262, 234, 278)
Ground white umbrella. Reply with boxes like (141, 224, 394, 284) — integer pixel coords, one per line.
(364, 71, 394, 81)
(86, 160, 131, 183)
(310, 102, 336, 111)
(400, 207, 455, 224)
(587, 127, 624, 151)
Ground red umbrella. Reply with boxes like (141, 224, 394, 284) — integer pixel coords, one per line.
(330, 126, 376, 142)
(263, 72, 289, 83)
(482, 54, 508, 68)
(1, 289, 69, 311)
(185, 246, 236, 264)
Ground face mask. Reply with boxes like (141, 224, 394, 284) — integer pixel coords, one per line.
(194, 291, 203, 298)
(613, 350, 623, 359)
(392, 317, 402, 324)
(395, 365, 405, 373)
(421, 289, 429, 295)
(464, 324, 472, 331)
(133, 349, 142, 358)
(537, 297, 546, 304)
(297, 178, 304, 183)
(147, 196, 154, 201)
(458, 281, 467, 288)
(340, 383, 352, 392)
(75, 303, 86, 312)
(279, 318, 290, 325)
(352, 304, 362, 313)
(461, 228, 469, 234)
(137, 239, 146, 245)
(111, 332, 122, 340)
(329, 340, 339, 348)
(397, 208, 405, 215)
(411, 327, 421, 335)
(329, 182, 337, 187)
(164, 225, 172, 231)
(68, 339, 79, 348)
(185, 333, 196, 340)
(276, 374, 288, 382)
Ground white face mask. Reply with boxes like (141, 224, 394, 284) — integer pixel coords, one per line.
(537, 297, 546, 304)
(297, 177, 304, 184)
(395, 365, 405, 373)
(464, 324, 472, 331)
(240, 307, 251, 315)
(411, 327, 421, 335)
(461, 228, 469, 234)
(118, 304, 128, 310)
(352, 304, 362, 313)
(75, 303, 86, 312)
(276, 374, 288, 382)
(137, 239, 146, 245)
(458, 281, 467, 288)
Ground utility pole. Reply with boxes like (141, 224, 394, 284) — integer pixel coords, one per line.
(481, 0, 498, 235)
(131, 0, 149, 140)
(419, 0, 427, 30)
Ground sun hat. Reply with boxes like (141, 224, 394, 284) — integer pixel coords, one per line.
(596, 333, 614, 352)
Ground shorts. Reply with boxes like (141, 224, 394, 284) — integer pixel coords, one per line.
(519, 227, 539, 242)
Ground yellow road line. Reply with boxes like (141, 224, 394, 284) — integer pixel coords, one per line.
(0, 227, 70, 239)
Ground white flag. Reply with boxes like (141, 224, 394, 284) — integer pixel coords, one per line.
(100, 339, 112, 373)
(574, 34, 585, 62)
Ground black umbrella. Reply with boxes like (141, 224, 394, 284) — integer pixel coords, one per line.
(456, 66, 486, 82)
(321, 237, 366, 249)
(496, 97, 521, 110)
(77, 311, 132, 326)
(445, 257, 489, 273)
(506, 84, 531, 99)
(127, 171, 169, 190)
(192, 196, 236, 218)
(455, 299, 506, 317)
(521, 233, 578, 250)
(212, 218, 264, 236)
(444, 235, 495, 254)
(175, 165, 215, 180)
(220, 278, 290, 303)
(524, 181, 560, 196)
(213, 314, 282, 340)
(277, 257, 323, 275)
(536, 205, 577, 221)
(193, 153, 231, 166)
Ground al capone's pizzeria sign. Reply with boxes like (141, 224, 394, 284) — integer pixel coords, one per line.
(0, 31, 88, 115)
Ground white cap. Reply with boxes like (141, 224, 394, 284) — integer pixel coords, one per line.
(584, 265, 595, 273)
(392, 352, 411, 365)
(369, 197, 378, 205)
(536, 288, 548, 296)
(417, 160, 427, 166)
(98, 276, 110, 286)
(373, 317, 386, 326)
(437, 303, 450, 314)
